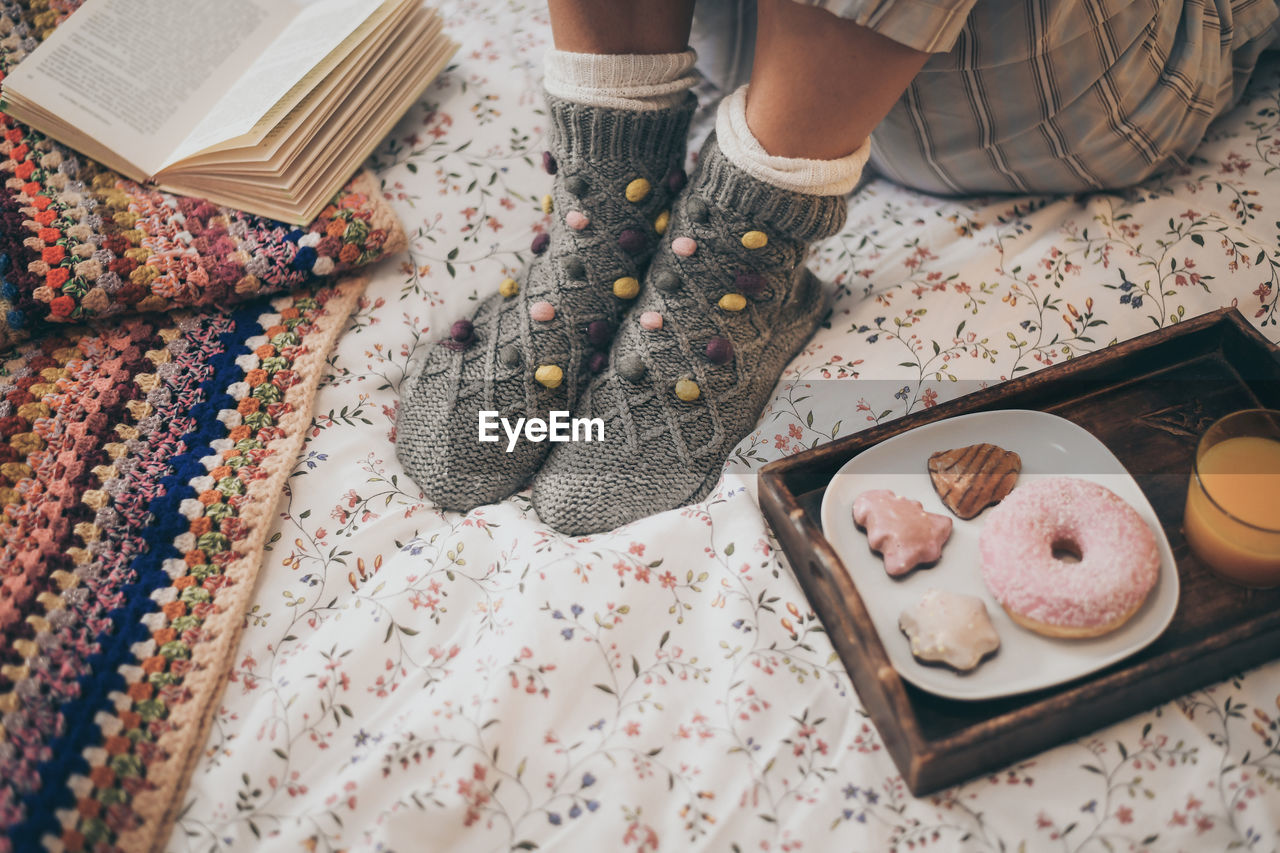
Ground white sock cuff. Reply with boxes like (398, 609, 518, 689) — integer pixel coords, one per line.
(715, 85, 869, 196)
(544, 49, 698, 111)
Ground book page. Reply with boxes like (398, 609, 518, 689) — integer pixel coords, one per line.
(160, 1, 409, 172)
(1, 0, 297, 177)
(166, 0, 387, 166)
(164, 22, 454, 224)
(179, 10, 438, 186)
(225, 1, 420, 165)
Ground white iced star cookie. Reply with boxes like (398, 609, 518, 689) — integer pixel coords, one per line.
(899, 588, 1000, 672)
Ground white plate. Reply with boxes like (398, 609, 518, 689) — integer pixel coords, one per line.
(819, 410, 1179, 701)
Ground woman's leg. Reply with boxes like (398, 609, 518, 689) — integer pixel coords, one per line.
(547, 0, 694, 54)
(396, 1, 699, 511)
(747, 0, 928, 160)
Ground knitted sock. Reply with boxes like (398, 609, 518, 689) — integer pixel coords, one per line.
(530, 121, 863, 534)
(395, 90, 695, 510)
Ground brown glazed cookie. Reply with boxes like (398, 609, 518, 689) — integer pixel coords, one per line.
(927, 443, 1021, 519)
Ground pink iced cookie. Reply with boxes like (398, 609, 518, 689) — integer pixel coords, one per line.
(852, 489, 953, 576)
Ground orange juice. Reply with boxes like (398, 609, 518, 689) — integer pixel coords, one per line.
(1184, 434, 1280, 587)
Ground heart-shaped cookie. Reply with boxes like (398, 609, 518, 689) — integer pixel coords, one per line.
(927, 443, 1021, 519)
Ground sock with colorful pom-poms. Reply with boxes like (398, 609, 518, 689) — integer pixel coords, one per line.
(396, 90, 696, 510)
(530, 119, 864, 534)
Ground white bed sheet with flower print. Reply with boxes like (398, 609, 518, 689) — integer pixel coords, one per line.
(172, 5, 1280, 851)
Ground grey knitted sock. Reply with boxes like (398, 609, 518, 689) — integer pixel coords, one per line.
(530, 133, 848, 534)
(396, 93, 695, 510)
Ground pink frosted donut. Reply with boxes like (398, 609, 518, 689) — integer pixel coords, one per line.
(979, 477, 1159, 638)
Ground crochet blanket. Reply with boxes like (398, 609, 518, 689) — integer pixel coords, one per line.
(0, 1, 406, 850)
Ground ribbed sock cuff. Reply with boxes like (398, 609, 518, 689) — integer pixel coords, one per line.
(715, 85, 869, 196)
(546, 91, 696, 166)
(544, 49, 698, 111)
(694, 132, 849, 243)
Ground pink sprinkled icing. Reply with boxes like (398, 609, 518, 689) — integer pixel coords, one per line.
(979, 477, 1159, 629)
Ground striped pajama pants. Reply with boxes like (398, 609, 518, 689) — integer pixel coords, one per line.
(691, 0, 1280, 193)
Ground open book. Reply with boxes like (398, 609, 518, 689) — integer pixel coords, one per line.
(0, 0, 456, 224)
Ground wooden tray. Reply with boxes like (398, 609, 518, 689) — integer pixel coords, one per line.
(758, 307, 1280, 796)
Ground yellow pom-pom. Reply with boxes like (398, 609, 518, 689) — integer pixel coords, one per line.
(613, 276, 640, 299)
(540, 194, 554, 214)
(535, 365, 563, 388)
(718, 293, 747, 312)
(741, 230, 768, 249)
(625, 178, 651, 203)
(654, 210, 670, 235)
(675, 378, 701, 402)
(499, 277, 519, 298)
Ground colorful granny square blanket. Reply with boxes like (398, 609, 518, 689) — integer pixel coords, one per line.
(0, 287, 364, 852)
(0, 1, 406, 851)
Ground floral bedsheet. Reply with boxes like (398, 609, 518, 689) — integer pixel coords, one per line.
(172, 4, 1280, 851)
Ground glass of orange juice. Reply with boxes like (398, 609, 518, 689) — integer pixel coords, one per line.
(1183, 409, 1280, 587)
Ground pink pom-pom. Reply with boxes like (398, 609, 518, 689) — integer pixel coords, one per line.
(565, 210, 589, 230)
(672, 237, 697, 257)
(639, 311, 663, 331)
(530, 301, 556, 322)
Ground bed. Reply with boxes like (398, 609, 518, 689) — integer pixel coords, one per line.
(170, 4, 1280, 850)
